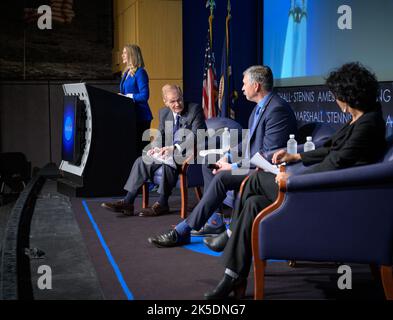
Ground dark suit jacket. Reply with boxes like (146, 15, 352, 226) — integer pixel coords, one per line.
(234, 93, 297, 166)
(151, 102, 206, 152)
(301, 109, 386, 174)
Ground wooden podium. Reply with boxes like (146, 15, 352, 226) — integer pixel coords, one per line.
(57, 83, 140, 197)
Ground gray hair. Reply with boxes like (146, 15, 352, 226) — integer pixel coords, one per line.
(243, 65, 274, 91)
(162, 84, 183, 99)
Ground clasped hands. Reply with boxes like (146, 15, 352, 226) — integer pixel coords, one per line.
(147, 146, 175, 159)
(211, 156, 232, 175)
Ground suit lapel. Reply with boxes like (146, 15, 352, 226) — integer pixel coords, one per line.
(164, 103, 191, 130)
(165, 109, 174, 123)
(249, 94, 274, 140)
(179, 103, 190, 128)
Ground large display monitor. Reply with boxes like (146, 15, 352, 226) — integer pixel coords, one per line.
(263, 0, 393, 87)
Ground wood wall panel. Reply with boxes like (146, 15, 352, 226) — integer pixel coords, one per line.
(123, 4, 137, 49)
(113, 0, 183, 129)
(117, 13, 124, 69)
(139, 0, 182, 79)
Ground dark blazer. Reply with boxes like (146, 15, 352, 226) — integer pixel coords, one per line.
(221, 109, 386, 279)
(301, 109, 386, 174)
(152, 102, 206, 152)
(120, 68, 153, 121)
(234, 93, 297, 166)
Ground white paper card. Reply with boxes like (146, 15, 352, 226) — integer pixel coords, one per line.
(147, 152, 176, 168)
(250, 152, 280, 175)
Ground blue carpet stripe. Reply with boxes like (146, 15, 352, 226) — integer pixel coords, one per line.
(184, 237, 284, 262)
(183, 237, 223, 257)
(82, 200, 134, 300)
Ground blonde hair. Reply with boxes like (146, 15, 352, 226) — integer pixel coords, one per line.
(123, 44, 145, 76)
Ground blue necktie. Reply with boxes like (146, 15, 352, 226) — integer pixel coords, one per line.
(245, 105, 262, 159)
(173, 114, 181, 142)
(250, 105, 262, 137)
(174, 114, 181, 132)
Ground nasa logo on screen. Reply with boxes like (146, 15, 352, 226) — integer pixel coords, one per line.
(64, 116, 73, 141)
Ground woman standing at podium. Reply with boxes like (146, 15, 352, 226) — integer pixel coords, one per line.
(119, 44, 153, 153)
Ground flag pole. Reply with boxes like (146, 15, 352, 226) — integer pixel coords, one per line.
(226, 0, 231, 59)
(207, 0, 215, 47)
(226, 0, 231, 112)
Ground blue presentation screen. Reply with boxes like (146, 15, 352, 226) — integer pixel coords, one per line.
(263, 0, 393, 86)
(62, 96, 78, 162)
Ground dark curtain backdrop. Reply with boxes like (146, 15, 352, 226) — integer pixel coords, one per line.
(0, 0, 113, 80)
(182, 0, 262, 128)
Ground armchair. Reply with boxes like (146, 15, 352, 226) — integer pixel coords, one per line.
(297, 122, 335, 148)
(142, 117, 243, 219)
(251, 138, 393, 300)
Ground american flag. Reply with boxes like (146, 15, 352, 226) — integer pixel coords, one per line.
(202, 33, 218, 119)
(24, 0, 75, 25)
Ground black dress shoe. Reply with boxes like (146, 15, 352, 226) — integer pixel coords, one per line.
(148, 229, 190, 248)
(204, 274, 247, 300)
(204, 231, 228, 252)
(139, 202, 170, 217)
(101, 200, 134, 216)
(191, 223, 226, 236)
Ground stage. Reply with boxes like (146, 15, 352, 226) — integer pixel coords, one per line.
(4, 178, 384, 300)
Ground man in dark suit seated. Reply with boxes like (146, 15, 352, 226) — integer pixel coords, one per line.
(101, 84, 206, 217)
(148, 65, 298, 247)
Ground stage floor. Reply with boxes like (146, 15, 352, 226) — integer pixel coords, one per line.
(26, 179, 386, 300)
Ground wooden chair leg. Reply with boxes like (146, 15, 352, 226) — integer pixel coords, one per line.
(380, 266, 393, 300)
(179, 174, 187, 219)
(142, 183, 149, 209)
(254, 260, 266, 300)
(194, 187, 202, 201)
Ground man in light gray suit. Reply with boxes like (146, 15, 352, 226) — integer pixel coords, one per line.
(101, 84, 206, 217)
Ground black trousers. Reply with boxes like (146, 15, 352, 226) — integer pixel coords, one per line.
(185, 165, 249, 230)
(222, 171, 279, 278)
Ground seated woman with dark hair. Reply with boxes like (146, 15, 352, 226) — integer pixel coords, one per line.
(204, 62, 387, 300)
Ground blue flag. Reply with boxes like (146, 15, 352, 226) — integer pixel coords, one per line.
(218, 0, 236, 119)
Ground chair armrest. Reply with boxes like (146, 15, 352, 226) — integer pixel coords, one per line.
(287, 161, 393, 191)
(251, 162, 393, 266)
(181, 153, 194, 173)
(239, 175, 250, 194)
